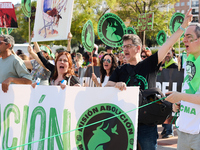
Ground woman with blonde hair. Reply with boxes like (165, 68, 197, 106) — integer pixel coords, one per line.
(74, 52, 83, 74)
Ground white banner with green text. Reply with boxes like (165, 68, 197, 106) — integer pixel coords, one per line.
(0, 85, 139, 150)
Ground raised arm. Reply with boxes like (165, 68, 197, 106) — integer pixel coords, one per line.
(67, 32, 72, 52)
(28, 45, 49, 71)
(157, 8, 193, 64)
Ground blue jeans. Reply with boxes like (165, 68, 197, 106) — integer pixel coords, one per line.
(162, 124, 173, 134)
(137, 124, 158, 150)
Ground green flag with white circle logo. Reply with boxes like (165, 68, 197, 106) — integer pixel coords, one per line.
(82, 20, 95, 52)
(156, 30, 167, 46)
(169, 12, 185, 38)
(98, 13, 127, 47)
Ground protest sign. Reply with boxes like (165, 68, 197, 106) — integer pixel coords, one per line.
(127, 27, 137, 35)
(0, 85, 139, 150)
(156, 30, 167, 46)
(169, 12, 185, 38)
(98, 13, 127, 47)
(0, 2, 18, 28)
(137, 13, 154, 32)
(156, 69, 184, 94)
(21, 0, 31, 18)
(82, 20, 95, 52)
(32, 0, 74, 42)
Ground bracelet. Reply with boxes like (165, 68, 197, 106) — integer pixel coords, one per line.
(179, 26, 186, 32)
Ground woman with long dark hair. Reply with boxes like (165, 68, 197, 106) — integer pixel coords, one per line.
(92, 53, 117, 87)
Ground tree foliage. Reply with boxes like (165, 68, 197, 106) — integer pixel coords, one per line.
(12, 0, 180, 48)
(12, 0, 117, 47)
(115, 0, 179, 47)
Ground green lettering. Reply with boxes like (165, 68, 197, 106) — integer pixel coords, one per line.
(3, 104, 20, 149)
(19, 105, 29, 150)
(128, 128, 133, 135)
(180, 105, 184, 111)
(63, 109, 71, 150)
(190, 108, 196, 115)
(184, 106, 190, 113)
(48, 108, 63, 150)
(28, 106, 46, 150)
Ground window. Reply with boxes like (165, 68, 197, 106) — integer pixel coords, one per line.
(176, 10, 180, 12)
(181, 10, 185, 14)
(181, 2, 185, 6)
(176, 3, 180, 6)
(187, 2, 190, 6)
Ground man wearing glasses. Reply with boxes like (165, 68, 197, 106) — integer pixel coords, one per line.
(0, 35, 32, 93)
(105, 9, 193, 150)
(166, 23, 200, 150)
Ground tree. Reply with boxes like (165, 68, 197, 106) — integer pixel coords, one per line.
(116, 0, 179, 47)
(12, 1, 37, 43)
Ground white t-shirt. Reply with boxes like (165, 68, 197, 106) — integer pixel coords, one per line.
(176, 67, 200, 134)
(102, 76, 109, 87)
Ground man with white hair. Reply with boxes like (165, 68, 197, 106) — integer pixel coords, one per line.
(0, 35, 32, 93)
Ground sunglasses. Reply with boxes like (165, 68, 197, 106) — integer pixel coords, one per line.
(0, 41, 7, 45)
(141, 55, 147, 58)
(103, 59, 111, 63)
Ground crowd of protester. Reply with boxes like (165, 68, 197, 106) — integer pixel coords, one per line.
(1, 9, 200, 150)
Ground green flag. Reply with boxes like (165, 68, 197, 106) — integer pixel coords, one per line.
(21, 0, 31, 17)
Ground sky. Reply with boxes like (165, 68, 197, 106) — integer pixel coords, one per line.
(0, 0, 21, 5)
(0, 0, 37, 5)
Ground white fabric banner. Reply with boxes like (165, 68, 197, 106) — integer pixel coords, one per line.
(0, 85, 139, 150)
(32, 0, 74, 42)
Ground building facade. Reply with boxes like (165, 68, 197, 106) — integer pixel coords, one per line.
(174, 0, 199, 22)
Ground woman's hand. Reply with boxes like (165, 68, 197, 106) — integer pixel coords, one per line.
(74, 84, 81, 87)
(28, 45, 34, 54)
(67, 32, 72, 40)
(92, 73, 97, 82)
(31, 82, 37, 88)
(60, 83, 67, 90)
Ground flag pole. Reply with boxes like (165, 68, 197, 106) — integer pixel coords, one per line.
(29, 17, 31, 45)
(178, 38, 181, 71)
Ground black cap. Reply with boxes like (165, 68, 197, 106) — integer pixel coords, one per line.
(106, 45, 113, 50)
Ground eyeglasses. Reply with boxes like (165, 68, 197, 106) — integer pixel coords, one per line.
(58, 59, 68, 63)
(122, 44, 136, 50)
(0, 41, 7, 45)
(141, 55, 147, 58)
(103, 59, 111, 63)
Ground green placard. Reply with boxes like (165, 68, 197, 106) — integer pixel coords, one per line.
(98, 13, 127, 47)
(156, 30, 167, 46)
(82, 20, 95, 52)
(21, 0, 31, 17)
(169, 12, 185, 38)
(127, 27, 137, 35)
(137, 13, 154, 32)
